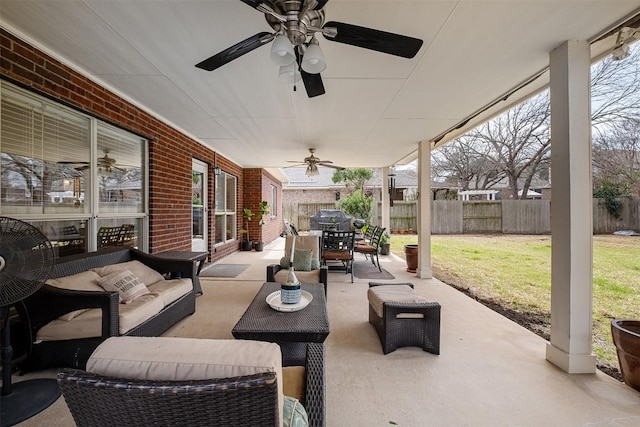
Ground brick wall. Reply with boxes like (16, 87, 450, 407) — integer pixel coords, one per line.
(1, 28, 247, 261)
(243, 168, 283, 244)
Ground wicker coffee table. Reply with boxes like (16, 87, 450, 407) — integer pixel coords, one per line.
(232, 282, 329, 364)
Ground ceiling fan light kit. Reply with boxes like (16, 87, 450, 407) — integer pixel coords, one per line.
(306, 163, 320, 176)
(270, 33, 296, 65)
(195, 0, 423, 98)
(279, 63, 302, 82)
(301, 38, 326, 74)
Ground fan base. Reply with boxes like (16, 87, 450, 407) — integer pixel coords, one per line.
(1, 379, 61, 427)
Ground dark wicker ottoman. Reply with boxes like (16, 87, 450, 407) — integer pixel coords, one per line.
(367, 282, 441, 355)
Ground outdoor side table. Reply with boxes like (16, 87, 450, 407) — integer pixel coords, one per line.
(156, 250, 208, 296)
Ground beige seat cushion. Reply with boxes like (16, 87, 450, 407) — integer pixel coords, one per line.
(36, 294, 164, 340)
(284, 235, 320, 260)
(92, 260, 165, 286)
(46, 271, 103, 320)
(47, 270, 103, 292)
(147, 278, 192, 306)
(87, 337, 284, 425)
(283, 366, 306, 402)
(367, 285, 429, 318)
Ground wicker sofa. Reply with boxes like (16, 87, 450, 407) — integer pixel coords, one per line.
(19, 248, 197, 373)
(57, 337, 326, 427)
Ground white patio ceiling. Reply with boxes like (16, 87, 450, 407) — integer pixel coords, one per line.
(1, 1, 639, 170)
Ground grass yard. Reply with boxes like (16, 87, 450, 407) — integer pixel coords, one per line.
(389, 234, 640, 375)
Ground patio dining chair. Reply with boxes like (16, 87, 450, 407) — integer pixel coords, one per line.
(320, 230, 355, 283)
(354, 226, 385, 272)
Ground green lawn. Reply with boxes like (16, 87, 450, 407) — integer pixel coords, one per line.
(389, 234, 640, 371)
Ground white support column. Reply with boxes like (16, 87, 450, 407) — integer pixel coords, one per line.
(381, 167, 390, 231)
(545, 40, 596, 374)
(417, 140, 432, 279)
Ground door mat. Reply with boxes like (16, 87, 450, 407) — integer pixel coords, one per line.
(199, 263, 250, 278)
(353, 260, 395, 280)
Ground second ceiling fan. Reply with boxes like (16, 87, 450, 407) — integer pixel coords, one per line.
(195, 0, 423, 98)
(288, 148, 344, 176)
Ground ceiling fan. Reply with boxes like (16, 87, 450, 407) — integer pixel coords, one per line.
(58, 149, 125, 174)
(195, 0, 423, 98)
(287, 148, 344, 176)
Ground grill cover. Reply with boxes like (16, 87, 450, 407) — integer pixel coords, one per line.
(310, 210, 352, 231)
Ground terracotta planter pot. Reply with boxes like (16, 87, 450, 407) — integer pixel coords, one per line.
(612, 319, 640, 392)
(404, 244, 418, 273)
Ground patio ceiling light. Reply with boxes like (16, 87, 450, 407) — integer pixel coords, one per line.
(306, 163, 319, 176)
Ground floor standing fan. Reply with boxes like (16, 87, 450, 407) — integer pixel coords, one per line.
(0, 217, 59, 426)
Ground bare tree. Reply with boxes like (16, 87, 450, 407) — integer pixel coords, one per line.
(591, 48, 640, 137)
(433, 42, 640, 198)
(431, 136, 503, 190)
(593, 118, 640, 197)
(464, 92, 551, 199)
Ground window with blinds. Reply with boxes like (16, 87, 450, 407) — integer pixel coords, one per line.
(96, 123, 145, 214)
(1, 81, 148, 255)
(1, 85, 90, 214)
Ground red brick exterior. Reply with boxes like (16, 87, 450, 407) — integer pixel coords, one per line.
(1, 28, 282, 261)
(243, 169, 283, 243)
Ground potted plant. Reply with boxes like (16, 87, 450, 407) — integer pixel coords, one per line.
(240, 207, 254, 251)
(379, 231, 391, 255)
(254, 201, 270, 252)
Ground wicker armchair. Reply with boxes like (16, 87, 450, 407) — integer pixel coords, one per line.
(267, 236, 328, 295)
(58, 339, 326, 427)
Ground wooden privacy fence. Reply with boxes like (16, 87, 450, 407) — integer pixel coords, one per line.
(284, 199, 639, 234)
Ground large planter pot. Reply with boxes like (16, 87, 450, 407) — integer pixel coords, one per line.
(404, 244, 418, 273)
(612, 319, 640, 392)
(254, 241, 265, 252)
(380, 243, 390, 255)
(241, 240, 253, 251)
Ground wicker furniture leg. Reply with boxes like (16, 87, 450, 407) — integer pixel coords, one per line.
(369, 301, 441, 355)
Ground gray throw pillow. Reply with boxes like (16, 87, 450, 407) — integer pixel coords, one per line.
(293, 249, 312, 271)
(280, 257, 291, 269)
(283, 396, 309, 427)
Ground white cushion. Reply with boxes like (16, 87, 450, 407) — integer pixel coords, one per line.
(47, 270, 103, 292)
(147, 278, 192, 306)
(36, 293, 164, 340)
(97, 270, 150, 304)
(47, 271, 103, 321)
(92, 260, 165, 286)
(87, 337, 284, 425)
(284, 236, 320, 260)
(367, 285, 429, 318)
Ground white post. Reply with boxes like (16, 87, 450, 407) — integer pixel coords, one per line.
(381, 167, 390, 231)
(417, 140, 432, 279)
(545, 40, 596, 374)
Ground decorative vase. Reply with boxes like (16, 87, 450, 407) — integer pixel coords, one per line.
(281, 267, 301, 304)
(611, 319, 640, 391)
(404, 244, 418, 273)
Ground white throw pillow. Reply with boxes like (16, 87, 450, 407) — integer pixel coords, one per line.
(97, 269, 149, 304)
(92, 260, 165, 286)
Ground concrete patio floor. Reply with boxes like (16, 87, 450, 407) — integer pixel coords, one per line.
(12, 236, 640, 426)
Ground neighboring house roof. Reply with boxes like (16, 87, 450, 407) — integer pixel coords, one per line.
(281, 167, 344, 189)
(281, 166, 447, 190)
